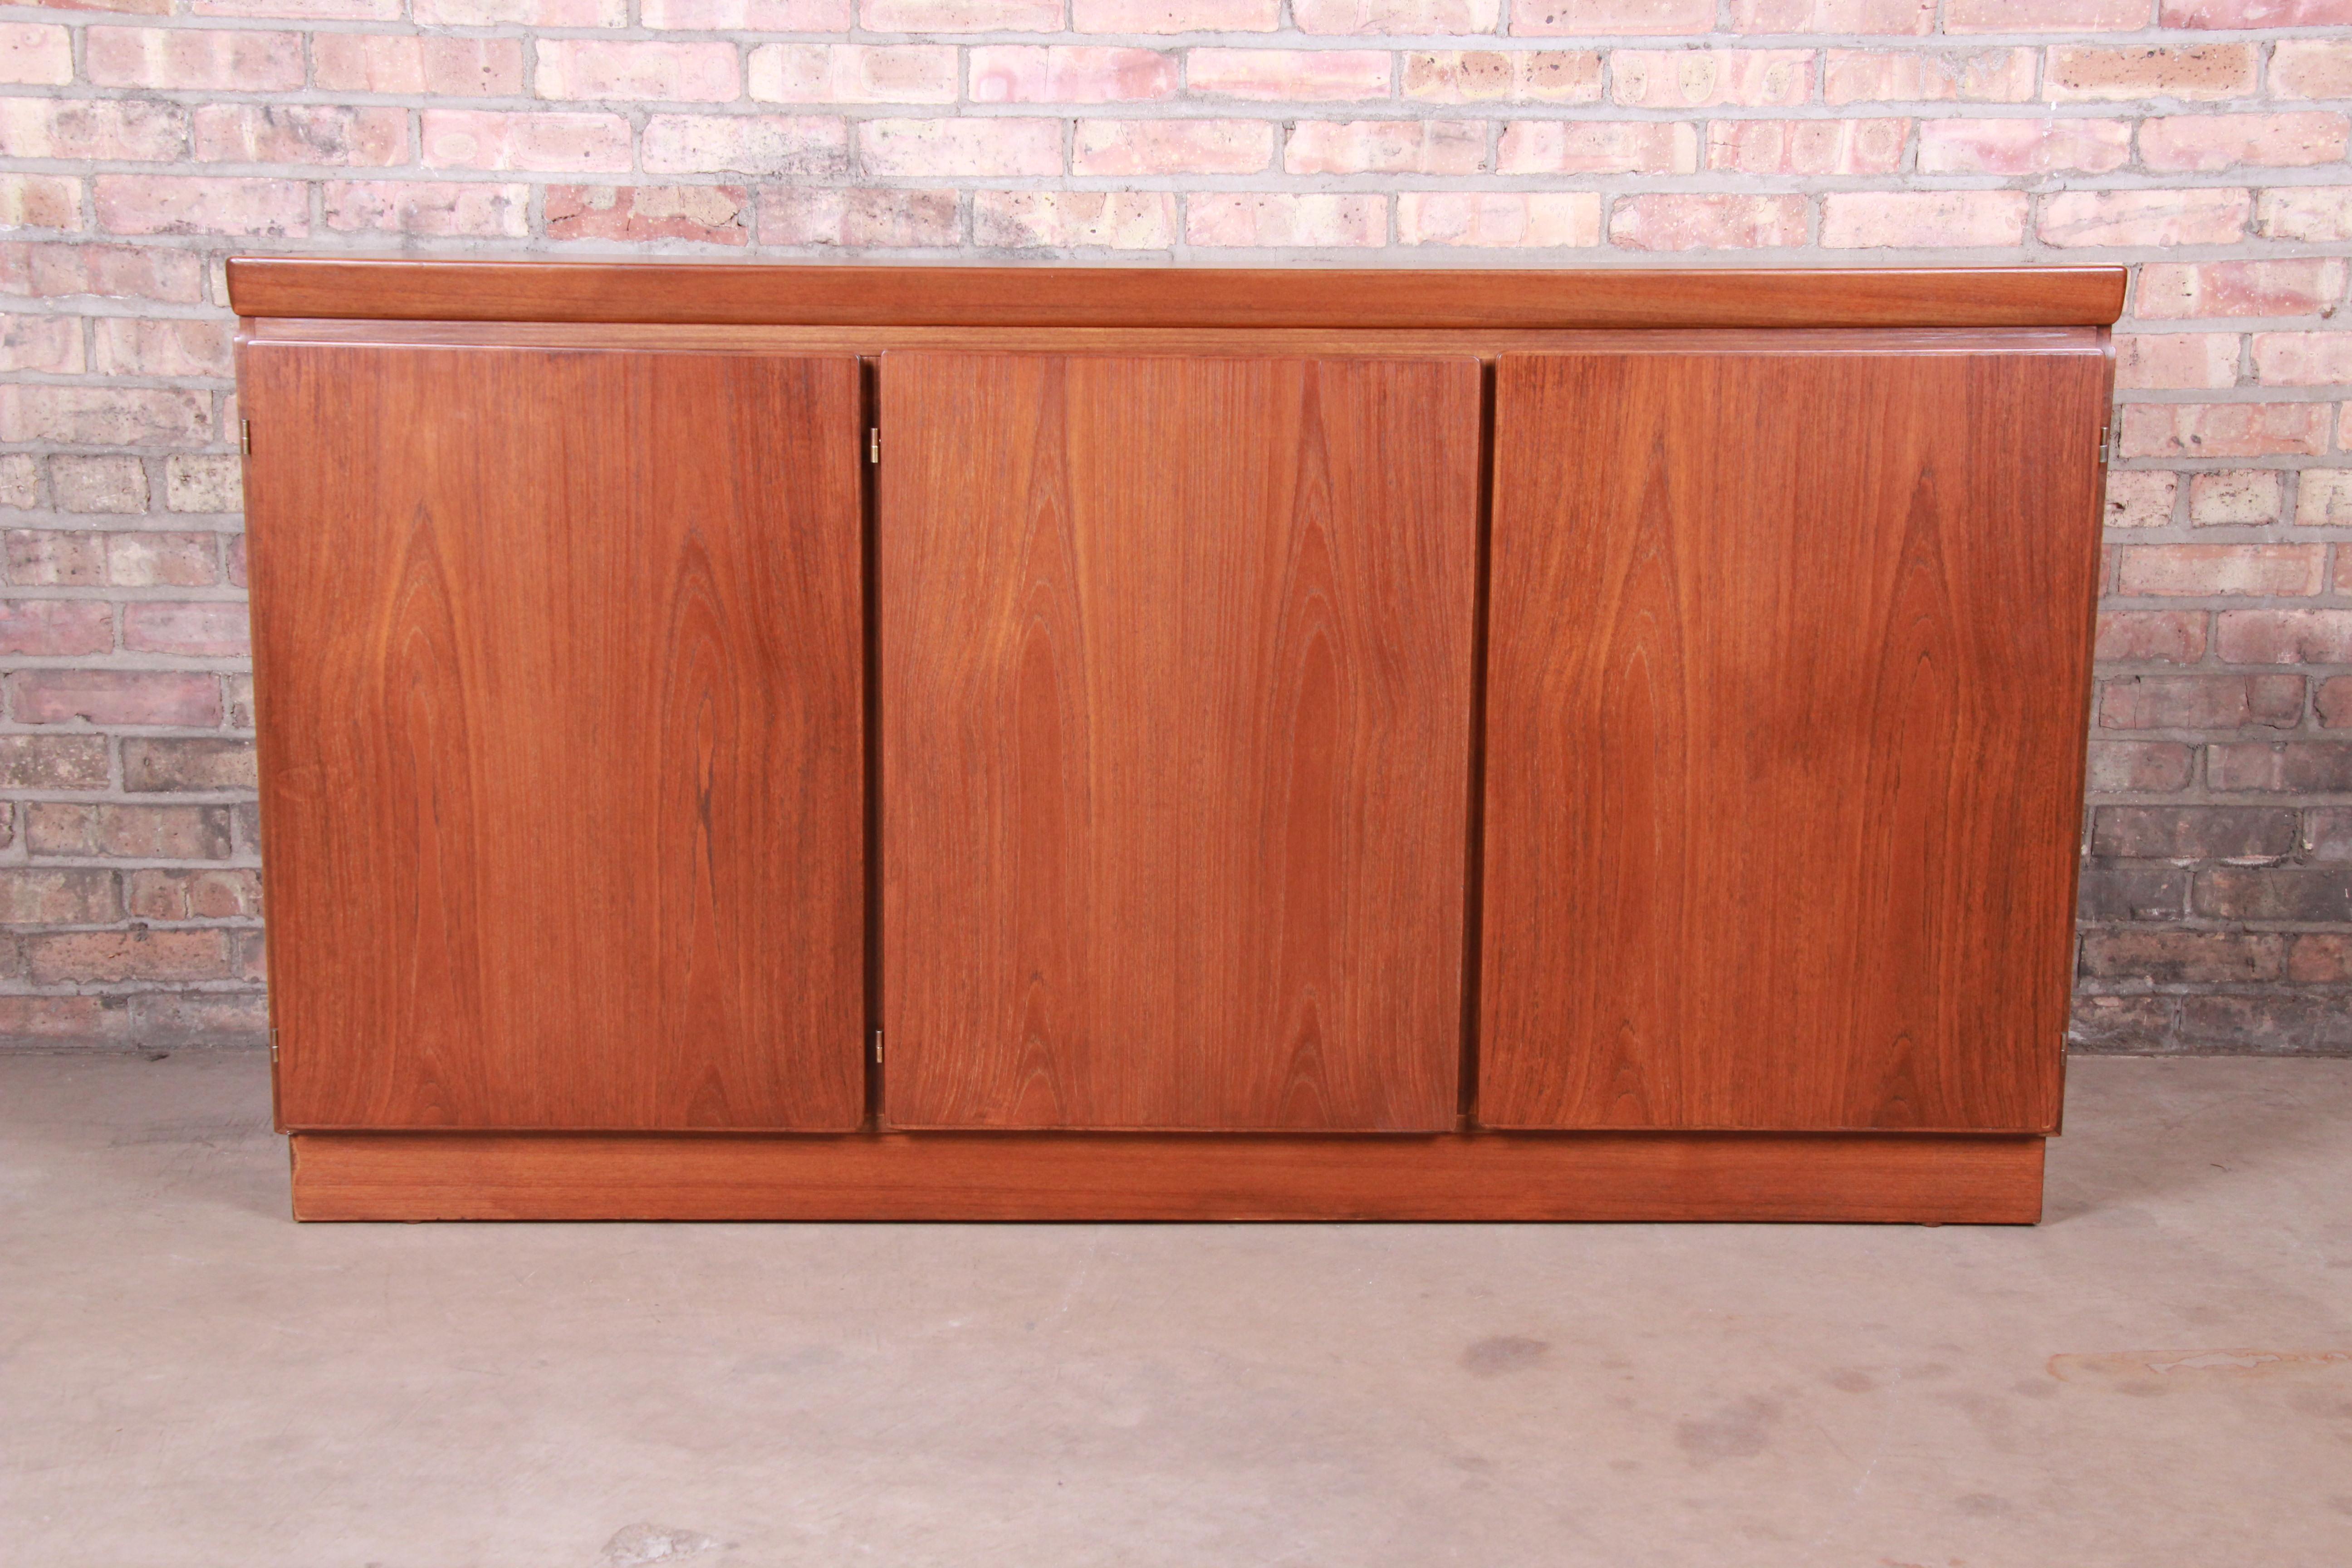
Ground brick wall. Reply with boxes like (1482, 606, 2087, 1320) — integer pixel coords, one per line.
(0, 0, 2347, 1054)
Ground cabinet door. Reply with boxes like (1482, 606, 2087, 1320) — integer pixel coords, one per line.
(1481, 343, 2107, 1132)
(245, 343, 865, 1131)
(880, 353, 1479, 1131)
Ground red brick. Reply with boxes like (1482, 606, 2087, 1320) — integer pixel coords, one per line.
(1948, 0, 2148, 27)
(0, 996, 130, 1047)
(0, 99, 188, 162)
(2104, 470, 2179, 528)
(25, 802, 233, 859)
(1496, 121, 1697, 174)
(2046, 43, 2254, 101)
(11, 670, 220, 727)
(0, 173, 79, 230)
(1396, 191, 1600, 248)
(1706, 119, 1905, 176)
(2082, 931, 2284, 983)
(26, 929, 228, 985)
(2117, 543, 2325, 596)
(93, 176, 308, 238)
(1074, 119, 1269, 176)
(534, 40, 740, 102)
(751, 44, 959, 104)
(0, 868, 118, 926)
(1291, 0, 1499, 28)
(871, 0, 1062, 24)
(2176, 995, 2352, 1054)
(1, 243, 204, 302)
(2119, 402, 2332, 460)
(1067, 0, 1277, 28)
(1286, 121, 1484, 176)
(0, 600, 112, 657)
(859, 118, 1056, 176)
(0, 386, 210, 445)
(7, 530, 99, 586)
(2188, 469, 2282, 524)
(0, 455, 32, 510)
(2100, 673, 2304, 730)
(2271, 39, 2352, 100)
(1611, 49, 1811, 108)
(546, 185, 750, 245)
(1823, 47, 2034, 104)
(195, 0, 401, 15)
(2141, 261, 2348, 320)
(2320, 677, 2352, 729)
(2257, 189, 2352, 249)
(2250, 333, 2352, 387)
(104, 533, 219, 587)
(973, 191, 1175, 249)
(0, 314, 83, 375)
(127, 868, 263, 921)
(2215, 610, 2352, 664)
(2085, 739, 2195, 791)
(2286, 935, 2352, 984)
(2161, 0, 2352, 25)
(643, 0, 850, 22)
(312, 33, 525, 96)
(2209, 741, 2352, 791)
(1402, 51, 1602, 103)
(1187, 49, 1388, 101)
(92, 319, 234, 378)
(85, 26, 302, 91)
(193, 105, 408, 167)
(415, 0, 626, 19)
(2096, 610, 2207, 663)
(323, 181, 530, 238)
(2093, 804, 2299, 860)
(133, 990, 268, 1046)
(2141, 113, 2350, 172)
(120, 601, 249, 657)
(2194, 867, 2352, 923)
(1916, 117, 2132, 175)
(0, 23, 74, 86)
(2039, 188, 2249, 248)
(2301, 470, 2352, 526)
(1186, 193, 1383, 248)
(53, 456, 147, 515)
(0, 734, 109, 789)
(120, 738, 253, 792)
(1730, 0, 1931, 29)
(2069, 995, 2173, 1054)
(2117, 333, 2239, 390)
(1608, 194, 1809, 250)
(421, 111, 634, 173)
(758, 187, 958, 247)
(1819, 191, 2028, 248)
(1512, 0, 1712, 32)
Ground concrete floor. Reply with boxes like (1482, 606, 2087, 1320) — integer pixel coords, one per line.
(1, 1055, 2347, 1568)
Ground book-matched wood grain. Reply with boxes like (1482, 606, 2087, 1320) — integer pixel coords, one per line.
(1481, 343, 2108, 1133)
(245, 343, 866, 1132)
(880, 353, 1480, 1131)
(227, 259, 2127, 331)
(290, 1130, 2045, 1224)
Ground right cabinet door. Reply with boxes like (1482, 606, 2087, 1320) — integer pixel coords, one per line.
(1480, 341, 2108, 1133)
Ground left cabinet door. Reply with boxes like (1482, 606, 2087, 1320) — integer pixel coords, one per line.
(244, 343, 867, 1131)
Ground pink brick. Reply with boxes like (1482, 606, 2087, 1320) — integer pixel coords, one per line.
(1612, 49, 1811, 108)
(2271, 40, 2352, 101)
(105, 532, 219, 586)
(2295, 469, 2352, 528)
(758, 186, 959, 247)
(642, 115, 852, 177)
(2120, 402, 2332, 458)
(121, 602, 249, 657)
(92, 319, 233, 378)
(546, 184, 750, 245)
(312, 34, 525, 96)
(1073, 119, 1269, 175)
(0, 314, 83, 375)
(2216, 610, 2352, 664)
(6, 532, 107, 588)
(2038, 188, 2249, 248)
(415, 0, 626, 20)
(867, 0, 1061, 24)
(1512, 0, 1712, 33)
(974, 191, 1176, 248)
(323, 181, 530, 237)
(2099, 673, 2304, 730)
(193, 106, 408, 167)
(1496, 120, 1697, 174)
(0, 601, 112, 657)
(192, 0, 400, 15)
(10, 669, 220, 726)
(2189, 469, 2282, 524)
(421, 111, 633, 173)
(2137, 260, 2349, 319)
(755, 44, 959, 104)
(1917, 118, 2132, 175)
(2253, 333, 2352, 387)
(2046, 43, 2254, 101)
(1291, 0, 1500, 30)
(1947, 0, 2149, 29)
(2116, 333, 2240, 389)
(1730, 0, 1931, 28)
(1609, 194, 1809, 250)
(1818, 190, 2028, 248)
(2160, 0, 2352, 25)
(1402, 51, 1602, 103)
(1396, 191, 1600, 247)
(0, 243, 204, 302)
(1286, 121, 1484, 176)
(0, 100, 189, 162)
(1186, 193, 1384, 247)
(1823, 47, 2035, 104)
(534, 40, 740, 103)
(2096, 610, 2208, 663)
(1707, 119, 1906, 176)
(862, 118, 1062, 176)
(2119, 544, 2326, 597)
(0, 175, 78, 231)
(0, 24, 74, 86)
(93, 176, 307, 238)
(2140, 113, 2351, 172)
(1188, 50, 1390, 100)
(0, 387, 209, 445)
(86, 27, 303, 91)
(1070, 0, 1279, 29)
(968, 47, 1176, 103)
(643, 0, 851, 22)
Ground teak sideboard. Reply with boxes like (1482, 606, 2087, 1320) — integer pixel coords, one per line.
(229, 260, 2123, 1225)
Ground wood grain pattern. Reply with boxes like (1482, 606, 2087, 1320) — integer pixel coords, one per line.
(880, 353, 1479, 1131)
(228, 259, 2128, 331)
(289, 1130, 2045, 1224)
(1481, 342, 2108, 1133)
(244, 343, 866, 1131)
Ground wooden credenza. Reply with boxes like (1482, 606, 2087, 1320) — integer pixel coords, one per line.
(231, 261, 2121, 1223)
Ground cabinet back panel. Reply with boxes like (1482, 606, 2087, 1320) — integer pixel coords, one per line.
(880, 353, 1480, 1131)
(1481, 345, 2107, 1132)
(245, 344, 866, 1131)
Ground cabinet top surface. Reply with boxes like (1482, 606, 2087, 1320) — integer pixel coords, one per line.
(227, 259, 2126, 331)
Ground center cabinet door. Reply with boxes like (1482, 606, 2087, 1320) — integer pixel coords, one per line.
(879, 353, 1480, 1131)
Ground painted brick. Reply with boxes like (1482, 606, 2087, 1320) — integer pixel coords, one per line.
(194, 106, 409, 168)
(758, 186, 959, 247)
(2139, 260, 2349, 318)
(2254, 188, 2352, 244)
(1706, 119, 1905, 176)
(2139, 113, 2351, 172)
(2214, 609, 2352, 663)
(2251, 333, 2352, 388)
(969, 47, 1172, 103)
(85, 27, 303, 92)
(1396, 191, 1601, 247)
(2084, 740, 2195, 792)
(0, 600, 113, 657)
(2271, 40, 2352, 102)
(2039, 187, 2250, 247)
(1, 870, 119, 928)
(2099, 672, 2305, 729)
(54, 456, 149, 514)
(312, 34, 526, 97)
(2116, 543, 2327, 595)
(974, 191, 1176, 248)
(121, 602, 252, 657)
(2188, 469, 2283, 525)
(1947, 0, 2150, 29)
(1189, 50, 1390, 101)
(1511, 0, 1713, 33)
(752, 45, 960, 105)
(2161, 0, 2352, 25)
(862, 118, 1060, 176)
(1291, 0, 1500, 30)
(1609, 194, 1809, 250)
(10, 670, 221, 728)
(2298, 469, 2352, 526)
(546, 185, 751, 245)
(1496, 121, 1698, 174)
(2096, 609, 2208, 662)
(120, 738, 255, 792)
(0, 24, 74, 87)
(0, 99, 190, 163)
(646, 115, 852, 177)
(0, 244, 204, 303)
(2118, 402, 2332, 458)
(25, 803, 234, 860)
(1074, 119, 1270, 175)
(1068, 0, 1279, 30)
(1186, 193, 1384, 247)
(2046, 44, 2255, 101)
(1818, 191, 2029, 248)
(323, 181, 532, 238)
(0, 386, 210, 446)
(1730, 0, 1932, 29)
(644, 0, 852, 23)
(421, 112, 635, 173)
(126, 868, 264, 922)
(1286, 121, 1485, 176)
(1822, 47, 2035, 105)
(2104, 470, 2180, 528)
(2209, 741, 2352, 792)
(1402, 51, 1602, 103)
(0, 314, 83, 375)
(534, 40, 740, 103)
(1612, 50, 1812, 109)
(2117, 333, 2240, 389)
(1916, 118, 2133, 175)
(106, 533, 219, 588)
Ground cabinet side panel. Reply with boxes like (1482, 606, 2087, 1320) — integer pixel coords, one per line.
(880, 353, 1480, 1131)
(1481, 346, 2105, 1132)
(245, 343, 865, 1130)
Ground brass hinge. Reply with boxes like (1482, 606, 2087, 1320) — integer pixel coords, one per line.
(240, 420, 251, 456)
(268, 1026, 279, 1065)
(2098, 424, 2113, 466)
(872, 1029, 883, 1065)
(867, 426, 879, 464)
